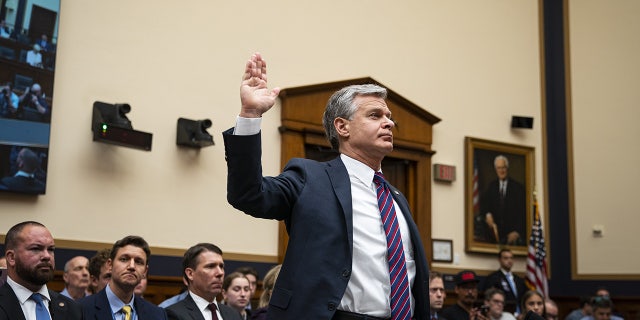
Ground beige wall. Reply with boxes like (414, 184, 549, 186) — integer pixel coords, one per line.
(568, 0, 640, 275)
(1, 0, 542, 268)
(7, 0, 628, 275)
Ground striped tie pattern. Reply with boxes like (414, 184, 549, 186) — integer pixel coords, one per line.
(122, 305, 132, 320)
(374, 172, 411, 320)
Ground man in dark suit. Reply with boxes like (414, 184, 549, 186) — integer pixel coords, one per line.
(165, 243, 241, 320)
(0, 148, 45, 194)
(480, 155, 526, 245)
(480, 249, 527, 315)
(224, 53, 430, 320)
(430, 271, 447, 320)
(0, 221, 83, 319)
(80, 235, 167, 319)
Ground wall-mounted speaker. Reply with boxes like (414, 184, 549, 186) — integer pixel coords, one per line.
(511, 116, 533, 129)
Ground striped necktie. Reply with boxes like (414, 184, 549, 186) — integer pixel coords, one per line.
(374, 172, 411, 320)
(122, 305, 132, 320)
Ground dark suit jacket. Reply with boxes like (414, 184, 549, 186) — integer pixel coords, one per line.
(480, 270, 527, 312)
(223, 130, 431, 320)
(165, 294, 242, 320)
(80, 288, 167, 320)
(0, 175, 45, 194)
(0, 283, 83, 320)
(480, 177, 526, 245)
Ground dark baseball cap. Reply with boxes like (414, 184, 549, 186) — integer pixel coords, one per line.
(455, 270, 479, 285)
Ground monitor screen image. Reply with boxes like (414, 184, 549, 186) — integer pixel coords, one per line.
(0, 0, 60, 195)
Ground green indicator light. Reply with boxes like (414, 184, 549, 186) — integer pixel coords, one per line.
(102, 124, 107, 130)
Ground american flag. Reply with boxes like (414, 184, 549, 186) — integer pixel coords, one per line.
(472, 159, 479, 215)
(525, 196, 549, 297)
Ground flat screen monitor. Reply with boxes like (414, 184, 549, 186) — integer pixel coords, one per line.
(0, 0, 60, 195)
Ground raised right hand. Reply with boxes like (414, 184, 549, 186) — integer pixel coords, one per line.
(239, 52, 281, 118)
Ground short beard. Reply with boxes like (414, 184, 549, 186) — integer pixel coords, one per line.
(15, 259, 54, 286)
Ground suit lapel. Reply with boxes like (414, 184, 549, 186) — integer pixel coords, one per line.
(183, 295, 205, 320)
(326, 157, 353, 254)
(0, 284, 27, 320)
(95, 290, 114, 319)
(48, 290, 70, 320)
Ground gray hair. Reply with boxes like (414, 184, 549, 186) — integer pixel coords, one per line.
(494, 155, 509, 168)
(322, 84, 387, 151)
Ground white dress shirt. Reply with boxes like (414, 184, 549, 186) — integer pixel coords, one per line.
(189, 291, 223, 320)
(233, 117, 416, 317)
(6, 276, 52, 320)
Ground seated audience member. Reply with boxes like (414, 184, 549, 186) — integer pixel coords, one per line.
(19, 83, 50, 123)
(429, 271, 447, 320)
(1, 82, 19, 118)
(0, 221, 83, 319)
(134, 275, 147, 298)
(251, 264, 281, 320)
(222, 272, 252, 320)
(61, 256, 91, 300)
(518, 291, 545, 320)
(565, 296, 593, 320)
(0, 256, 6, 268)
(165, 243, 241, 320)
(234, 266, 258, 310)
(36, 34, 53, 52)
(481, 249, 527, 315)
(0, 20, 10, 38)
(26, 44, 43, 67)
(80, 235, 167, 319)
(0, 147, 45, 193)
(545, 299, 558, 320)
(592, 287, 623, 319)
(88, 248, 111, 294)
(157, 278, 188, 308)
(485, 288, 516, 320)
(442, 270, 488, 320)
(579, 296, 622, 320)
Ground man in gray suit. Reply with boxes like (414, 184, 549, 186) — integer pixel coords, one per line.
(165, 243, 241, 320)
(0, 221, 83, 319)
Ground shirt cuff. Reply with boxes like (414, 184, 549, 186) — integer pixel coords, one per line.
(233, 116, 262, 136)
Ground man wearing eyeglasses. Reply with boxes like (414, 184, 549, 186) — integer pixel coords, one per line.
(484, 288, 515, 320)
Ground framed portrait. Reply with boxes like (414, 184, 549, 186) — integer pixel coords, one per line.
(432, 239, 453, 263)
(464, 137, 534, 255)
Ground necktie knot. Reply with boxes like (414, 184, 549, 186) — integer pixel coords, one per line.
(30, 293, 51, 320)
(122, 305, 132, 320)
(374, 171, 386, 185)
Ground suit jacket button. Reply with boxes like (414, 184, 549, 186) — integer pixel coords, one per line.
(328, 302, 336, 311)
(342, 269, 351, 278)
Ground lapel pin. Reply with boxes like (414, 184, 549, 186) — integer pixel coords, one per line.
(59, 302, 65, 307)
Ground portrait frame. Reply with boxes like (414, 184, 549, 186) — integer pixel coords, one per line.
(464, 137, 534, 256)
(432, 239, 453, 263)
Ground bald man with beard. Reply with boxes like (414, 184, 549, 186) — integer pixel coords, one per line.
(0, 221, 83, 319)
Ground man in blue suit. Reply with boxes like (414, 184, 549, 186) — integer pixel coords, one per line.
(224, 53, 431, 320)
(80, 235, 167, 320)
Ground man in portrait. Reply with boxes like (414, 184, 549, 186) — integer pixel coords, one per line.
(480, 154, 526, 245)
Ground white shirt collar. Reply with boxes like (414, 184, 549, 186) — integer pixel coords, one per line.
(6, 276, 50, 304)
(340, 154, 378, 188)
(189, 290, 219, 312)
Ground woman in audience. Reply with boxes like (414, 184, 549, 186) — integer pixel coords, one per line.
(251, 264, 281, 320)
(223, 272, 252, 320)
(519, 290, 546, 320)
